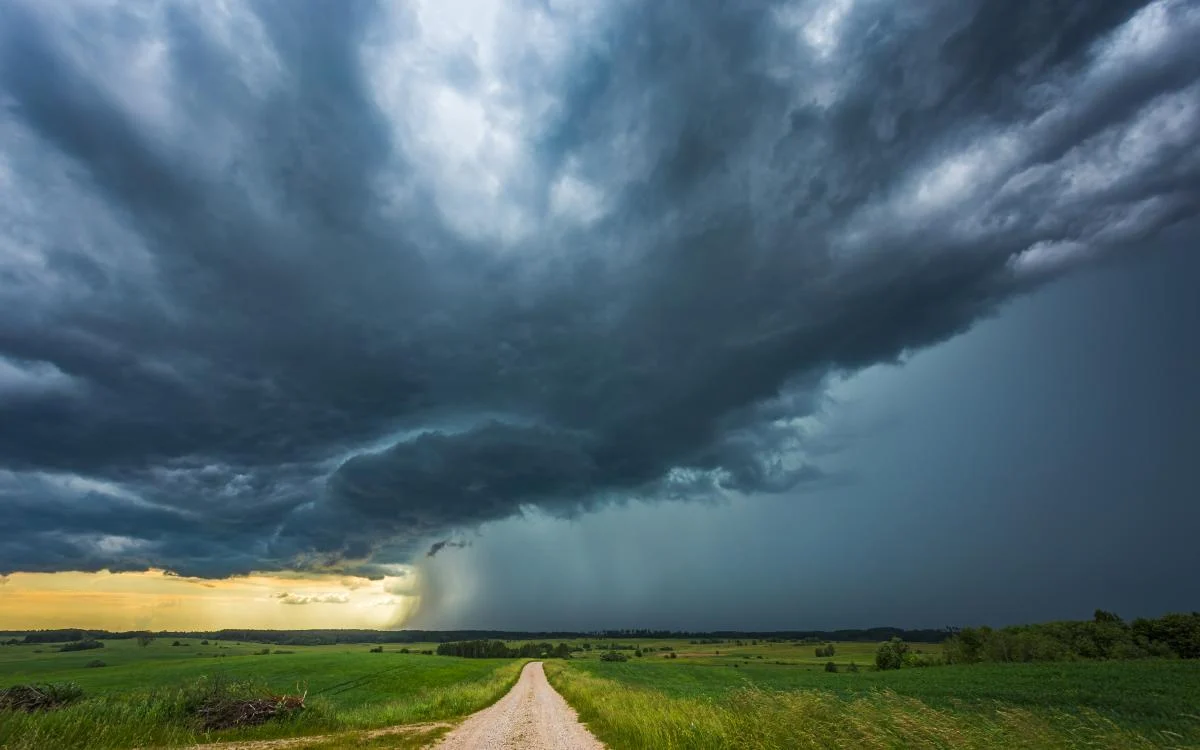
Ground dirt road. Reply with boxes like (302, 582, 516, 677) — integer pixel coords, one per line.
(434, 661, 605, 750)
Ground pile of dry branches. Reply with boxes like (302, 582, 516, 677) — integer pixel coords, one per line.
(0, 683, 84, 712)
(193, 691, 306, 731)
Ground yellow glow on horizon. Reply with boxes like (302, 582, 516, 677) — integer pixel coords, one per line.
(0, 569, 420, 631)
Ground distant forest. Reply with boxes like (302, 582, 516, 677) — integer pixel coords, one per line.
(2, 626, 948, 646)
(6, 614, 1196, 660)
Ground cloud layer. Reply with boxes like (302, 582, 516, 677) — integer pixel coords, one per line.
(1, 0, 1197, 577)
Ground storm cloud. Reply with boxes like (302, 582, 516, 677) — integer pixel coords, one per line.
(1, 0, 1197, 581)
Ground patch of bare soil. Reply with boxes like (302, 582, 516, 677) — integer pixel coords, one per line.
(176, 721, 453, 750)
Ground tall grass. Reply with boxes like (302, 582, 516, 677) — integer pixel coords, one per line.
(0, 661, 526, 750)
(544, 662, 1170, 750)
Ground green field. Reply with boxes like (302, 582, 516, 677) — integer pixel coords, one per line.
(2, 637, 1199, 749)
(543, 642, 1200, 750)
(0, 638, 522, 749)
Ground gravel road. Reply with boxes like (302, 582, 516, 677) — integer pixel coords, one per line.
(433, 661, 605, 749)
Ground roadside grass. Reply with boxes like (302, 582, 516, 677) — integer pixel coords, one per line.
(0, 640, 525, 750)
(567, 657, 1200, 738)
(545, 662, 1192, 750)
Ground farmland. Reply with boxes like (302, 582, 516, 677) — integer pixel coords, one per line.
(1, 635, 1198, 749)
(0, 637, 521, 749)
(547, 658, 1200, 749)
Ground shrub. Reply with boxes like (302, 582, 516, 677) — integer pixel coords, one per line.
(847, 661, 860, 673)
(57, 640, 104, 652)
(200, 640, 210, 645)
(84, 659, 106, 668)
(824, 661, 838, 673)
(903, 651, 941, 668)
(369, 646, 383, 653)
(875, 638, 909, 670)
(600, 651, 629, 662)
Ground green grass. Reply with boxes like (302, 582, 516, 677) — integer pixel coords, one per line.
(0, 639, 524, 749)
(568, 657, 1200, 734)
(547, 663, 1184, 750)
(5, 637, 1198, 749)
(544, 644, 1200, 749)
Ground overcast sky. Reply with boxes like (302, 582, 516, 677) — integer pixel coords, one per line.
(1, 0, 1197, 630)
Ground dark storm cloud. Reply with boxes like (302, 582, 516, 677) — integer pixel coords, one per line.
(426, 541, 469, 558)
(0, 0, 1197, 577)
(274, 592, 350, 605)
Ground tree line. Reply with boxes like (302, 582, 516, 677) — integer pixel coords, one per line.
(942, 611, 1200, 663)
(3, 625, 949, 646)
(434, 640, 574, 659)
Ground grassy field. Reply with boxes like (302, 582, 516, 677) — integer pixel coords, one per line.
(3, 636, 1198, 749)
(0, 638, 523, 749)
(543, 644, 1200, 750)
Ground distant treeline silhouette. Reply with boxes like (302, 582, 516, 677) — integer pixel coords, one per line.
(435, 640, 573, 659)
(8, 614, 1196, 659)
(4, 626, 950, 646)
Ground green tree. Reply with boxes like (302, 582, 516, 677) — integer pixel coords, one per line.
(875, 638, 909, 670)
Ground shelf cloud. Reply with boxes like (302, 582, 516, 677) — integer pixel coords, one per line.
(0, 0, 1196, 583)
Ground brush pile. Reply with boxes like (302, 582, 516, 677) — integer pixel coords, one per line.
(0, 682, 84, 712)
(191, 688, 306, 731)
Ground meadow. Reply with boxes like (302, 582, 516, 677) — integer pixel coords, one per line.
(1, 635, 1198, 749)
(0, 637, 522, 749)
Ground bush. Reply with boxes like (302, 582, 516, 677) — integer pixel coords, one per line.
(200, 640, 209, 645)
(847, 661, 859, 673)
(369, 646, 383, 653)
(58, 640, 104, 652)
(84, 660, 106, 668)
(875, 638, 909, 670)
(902, 651, 941, 668)
(824, 661, 838, 673)
(815, 644, 836, 658)
(600, 651, 629, 662)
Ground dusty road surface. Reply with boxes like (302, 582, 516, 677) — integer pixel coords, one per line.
(434, 661, 605, 750)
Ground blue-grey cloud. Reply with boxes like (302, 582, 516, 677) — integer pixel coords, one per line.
(0, 0, 1197, 578)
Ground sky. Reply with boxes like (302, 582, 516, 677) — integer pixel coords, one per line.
(0, 0, 1197, 631)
